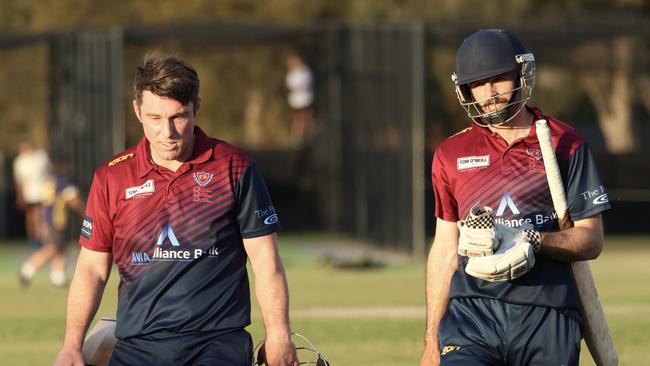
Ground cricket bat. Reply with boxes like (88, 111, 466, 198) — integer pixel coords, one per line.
(536, 119, 618, 366)
(81, 317, 117, 366)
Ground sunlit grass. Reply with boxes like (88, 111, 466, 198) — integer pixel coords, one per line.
(0, 234, 647, 365)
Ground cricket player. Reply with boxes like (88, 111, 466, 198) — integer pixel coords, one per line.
(419, 29, 611, 365)
(54, 54, 298, 366)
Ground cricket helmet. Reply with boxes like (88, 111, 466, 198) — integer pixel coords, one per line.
(253, 332, 330, 366)
(451, 28, 536, 126)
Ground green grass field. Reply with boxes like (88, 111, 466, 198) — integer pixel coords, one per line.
(0, 234, 648, 365)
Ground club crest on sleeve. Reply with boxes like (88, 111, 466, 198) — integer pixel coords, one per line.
(193, 172, 214, 187)
(81, 216, 93, 239)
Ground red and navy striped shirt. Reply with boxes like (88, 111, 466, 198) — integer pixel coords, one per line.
(432, 107, 610, 321)
(80, 127, 280, 339)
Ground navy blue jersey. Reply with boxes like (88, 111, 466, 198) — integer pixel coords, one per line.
(431, 107, 611, 321)
(80, 127, 280, 339)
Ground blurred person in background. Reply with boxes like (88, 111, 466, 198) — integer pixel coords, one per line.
(285, 55, 316, 145)
(13, 140, 51, 250)
(420, 29, 610, 366)
(18, 157, 84, 287)
(55, 53, 298, 366)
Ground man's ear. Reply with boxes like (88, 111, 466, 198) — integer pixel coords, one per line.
(133, 100, 143, 123)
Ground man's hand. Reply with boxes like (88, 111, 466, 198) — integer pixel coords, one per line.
(260, 334, 299, 366)
(457, 205, 498, 257)
(465, 226, 541, 282)
(53, 347, 85, 366)
(419, 342, 440, 366)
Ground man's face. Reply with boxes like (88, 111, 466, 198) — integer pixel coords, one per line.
(469, 72, 516, 114)
(133, 90, 200, 165)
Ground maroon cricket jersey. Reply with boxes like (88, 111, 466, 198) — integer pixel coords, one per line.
(80, 127, 281, 339)
(431, 107, 610, 321)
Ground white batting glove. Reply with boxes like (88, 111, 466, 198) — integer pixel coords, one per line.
(465, 225, 541, 282)
(457, 205, 499, 257)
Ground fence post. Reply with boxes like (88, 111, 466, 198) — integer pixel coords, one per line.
(410, 22, 426, 260)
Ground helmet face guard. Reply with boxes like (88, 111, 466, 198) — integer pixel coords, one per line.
(451, 29, 536, 127)
(452, 53, 535, 126)
(253, 332, 330, 366)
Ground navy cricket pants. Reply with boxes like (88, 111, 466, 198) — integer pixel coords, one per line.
(108, 328, 252, 366)
(439, 297, 581, 366)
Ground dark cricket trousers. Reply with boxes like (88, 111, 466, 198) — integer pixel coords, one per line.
(439, 297, 581, 366)
(108, 328, 252, 366)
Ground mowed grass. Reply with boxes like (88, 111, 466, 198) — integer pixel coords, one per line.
(0, 234, 648, 365)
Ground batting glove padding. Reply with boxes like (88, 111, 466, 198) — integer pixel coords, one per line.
(457, 205, 499, 257)
(465, 227, 539, 282)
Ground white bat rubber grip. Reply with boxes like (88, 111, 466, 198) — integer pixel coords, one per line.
(535, 120, 568, 221)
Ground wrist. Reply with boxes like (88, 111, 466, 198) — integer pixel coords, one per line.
(265, 328, 292, 342)
(424, 332, 439, 346)
(61, 339, 83, 352)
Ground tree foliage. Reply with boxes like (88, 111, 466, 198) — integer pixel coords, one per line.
(0, 0, 648, 154)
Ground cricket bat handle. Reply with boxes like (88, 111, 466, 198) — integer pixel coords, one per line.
(536, 119, 618, 366)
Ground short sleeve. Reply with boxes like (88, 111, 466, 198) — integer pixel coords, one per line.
(565, 143, 611, 220)
(432, 149, 459, 222)
(79, 172, 114, 252)
(236, 162, 281, 238)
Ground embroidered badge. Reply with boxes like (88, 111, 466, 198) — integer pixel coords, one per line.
(527, 148, 544, 171)
(193, 172, 214, 187)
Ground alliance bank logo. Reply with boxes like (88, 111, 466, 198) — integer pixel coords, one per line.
(495, 191, 520, 216)
(131, 223, 219, 264)
(493, 191, 557, 228)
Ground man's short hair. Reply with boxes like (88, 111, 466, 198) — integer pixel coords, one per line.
(133, 53, 200, 107)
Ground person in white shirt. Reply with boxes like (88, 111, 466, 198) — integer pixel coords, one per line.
(13, 140, 51, 251)
(285, 55, 316, 144)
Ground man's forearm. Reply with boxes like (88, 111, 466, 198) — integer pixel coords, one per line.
(539, 216, 604, 262)
(255, 263, 292, 337)
(424, 240, 457, 346)
(61, 255, 110, 350)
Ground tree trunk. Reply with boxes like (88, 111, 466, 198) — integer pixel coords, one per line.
(580, 37, 637, 153)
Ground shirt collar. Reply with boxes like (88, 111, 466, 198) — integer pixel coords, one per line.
(136, 126, 214, 178)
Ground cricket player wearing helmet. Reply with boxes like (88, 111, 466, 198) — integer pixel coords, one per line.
(420, 29, 611, 365)
(54, 54, 298, 366)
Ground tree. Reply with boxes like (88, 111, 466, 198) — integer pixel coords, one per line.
(578, 37, 638, 153)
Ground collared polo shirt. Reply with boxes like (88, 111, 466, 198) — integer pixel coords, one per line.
(80, 127, 280, 339)
(431, 107, 611, 321)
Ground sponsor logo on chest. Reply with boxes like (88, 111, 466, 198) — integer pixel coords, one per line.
(125, 179, 155, 200)
(492, 191, 559, 230)
(131, 223, 220, 264)
(457, 155, 490, 171)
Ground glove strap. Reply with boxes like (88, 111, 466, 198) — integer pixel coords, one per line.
(463, 206, 494, 229)
(523, 229, 541, 253)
